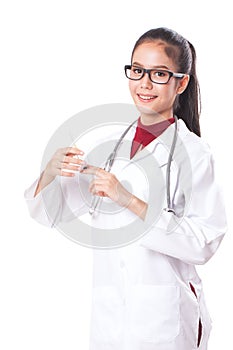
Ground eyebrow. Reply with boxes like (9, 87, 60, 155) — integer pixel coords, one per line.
(132, 62, 169, 69)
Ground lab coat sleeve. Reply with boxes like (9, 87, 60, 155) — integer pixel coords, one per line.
(140, 150, 227, 265)
(24, 175, 89, 227)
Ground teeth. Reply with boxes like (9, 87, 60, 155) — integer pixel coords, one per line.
(139, 95, 155, 100)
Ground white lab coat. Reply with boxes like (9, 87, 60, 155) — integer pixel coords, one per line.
(25, 119, 227, 350)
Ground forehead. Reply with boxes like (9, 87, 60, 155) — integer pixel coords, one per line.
(132, 40, 178, 70)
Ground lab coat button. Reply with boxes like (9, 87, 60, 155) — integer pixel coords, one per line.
(120, 261, 125, 268)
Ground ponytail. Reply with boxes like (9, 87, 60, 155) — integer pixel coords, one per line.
(174, 42, 201, 137)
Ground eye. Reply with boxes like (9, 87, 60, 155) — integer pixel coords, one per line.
(132, 67, 143, 75)
(153, 70, 167, 77)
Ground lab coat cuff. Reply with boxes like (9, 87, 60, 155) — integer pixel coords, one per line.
(24, 177, 61, 227)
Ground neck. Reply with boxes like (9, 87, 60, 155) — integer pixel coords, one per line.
(140, 112, 174, 126)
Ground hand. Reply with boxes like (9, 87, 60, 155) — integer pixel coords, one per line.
(82, 166, 132, 207)
(81, 166, 148, 219)
(44, 147, 85, 179)
(34, 147, 85, 196)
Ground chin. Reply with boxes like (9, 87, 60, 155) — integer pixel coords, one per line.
(135, 103, 155, 114)
(135, 103, 164, 117)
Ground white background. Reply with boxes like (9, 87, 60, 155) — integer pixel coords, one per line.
(0, 0, 232, 349)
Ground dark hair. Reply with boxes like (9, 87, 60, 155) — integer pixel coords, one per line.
(131, 27, 201, 137)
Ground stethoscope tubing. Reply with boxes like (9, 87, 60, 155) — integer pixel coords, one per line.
(165, 115, 178, 214)
(89, 116, 178, 216)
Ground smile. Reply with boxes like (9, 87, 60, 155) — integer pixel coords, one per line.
(137, 94, 157, 102)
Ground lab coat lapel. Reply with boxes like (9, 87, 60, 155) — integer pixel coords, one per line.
(130, 121, 178, 168)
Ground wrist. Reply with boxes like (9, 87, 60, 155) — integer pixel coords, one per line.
(126, 195, 148, 220)
(41, 171, 55, 184)
(34, 171, 55, 196)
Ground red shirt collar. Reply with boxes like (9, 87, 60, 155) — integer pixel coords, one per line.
(130, 117, 175, 158)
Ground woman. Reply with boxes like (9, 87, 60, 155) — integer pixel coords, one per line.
(25, 27, 227, 349)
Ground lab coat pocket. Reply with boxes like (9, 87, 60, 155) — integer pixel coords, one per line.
(90, 286, 124, 343)
(129, 284, 180, 344)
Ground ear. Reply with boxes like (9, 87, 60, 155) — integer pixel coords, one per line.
(176, 75, 190, 95)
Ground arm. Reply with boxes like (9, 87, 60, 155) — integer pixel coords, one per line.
(126, 195, 148, 220)
(24, 147, 89, 227)
(140, 151, 227, 265)
(34, 147, 85, 196)
(81, 166, 148, 220)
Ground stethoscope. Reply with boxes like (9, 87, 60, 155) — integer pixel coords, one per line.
(89, 115, 178, 216)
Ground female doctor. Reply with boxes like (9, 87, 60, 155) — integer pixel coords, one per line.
(25, 28, 227, 349)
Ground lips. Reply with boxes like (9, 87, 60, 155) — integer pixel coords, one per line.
(137, 94, 157, 102)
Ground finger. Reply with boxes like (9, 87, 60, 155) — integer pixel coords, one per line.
(60, 170, 75, 177)
(96, 191, 107, 197)
(60, 163, 81, 171)
(89, 183, 108, 196)
(82, 166, 106, 177)
(49, 166, 76, 177)
(62, 156, 85, 165)
(89, 178, 106, 189)
(89, 178, 111, 195)
(52, 158, 80, 172)
(67, 146, 84, 155)
(59, 147, 85, 157)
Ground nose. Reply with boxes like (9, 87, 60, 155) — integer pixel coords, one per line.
(140, 72, 153, 89)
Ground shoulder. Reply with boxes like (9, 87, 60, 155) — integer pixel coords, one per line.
(177, 119, 212, 162)
(176, 119, 218, 190)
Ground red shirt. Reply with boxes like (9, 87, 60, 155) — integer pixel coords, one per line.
(130, 117, 175, 158)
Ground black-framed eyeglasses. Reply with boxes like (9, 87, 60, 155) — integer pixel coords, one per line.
(124, 65, 185, 84)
